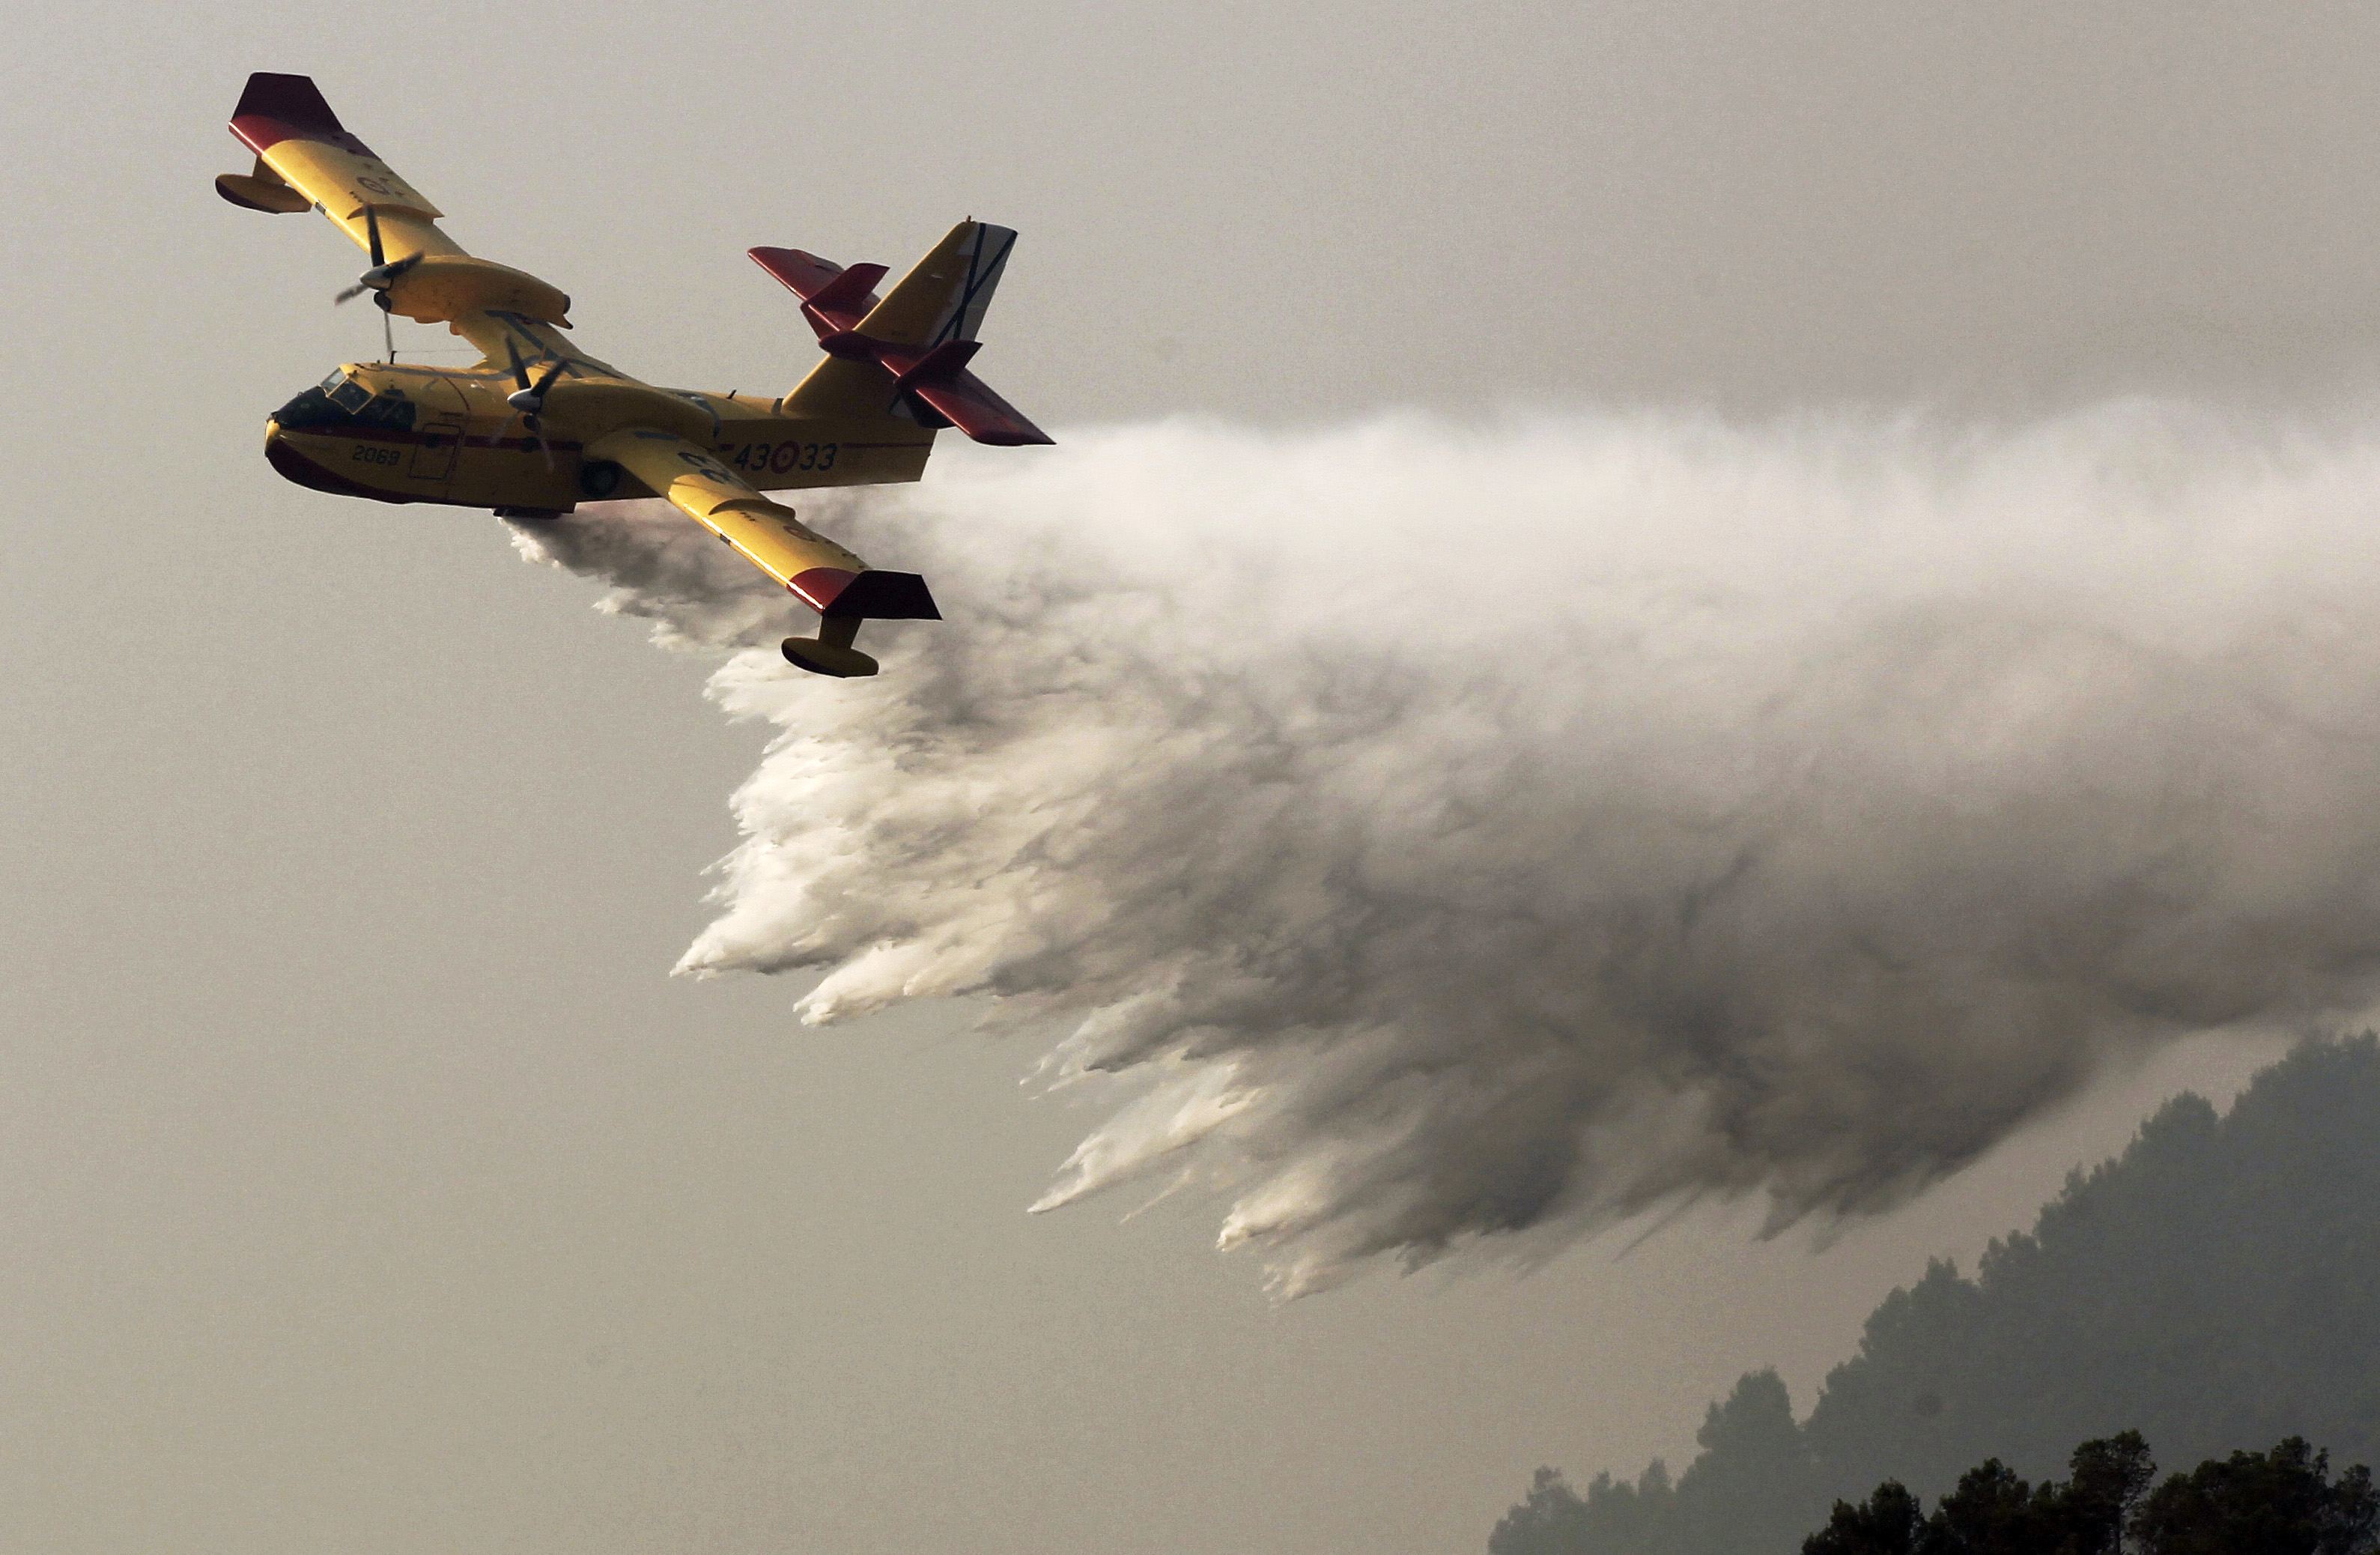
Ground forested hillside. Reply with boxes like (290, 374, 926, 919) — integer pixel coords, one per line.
(1491, 1037, 2380, 1555)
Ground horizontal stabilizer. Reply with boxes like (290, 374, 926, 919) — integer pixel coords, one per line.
(895, 339, 980, 387)
(905, 375, 1052, 446)
(748, 248, 887, 336)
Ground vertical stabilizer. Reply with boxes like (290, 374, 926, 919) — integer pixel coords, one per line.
(852, 221, 1018, 348)
(756, 223, 1048, 443)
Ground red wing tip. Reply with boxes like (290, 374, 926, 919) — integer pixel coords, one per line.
(231, 73, 372, 157)
(789, 568, 858, 610)
(232, 73, 342, 134)
(794, 569, 941, 620)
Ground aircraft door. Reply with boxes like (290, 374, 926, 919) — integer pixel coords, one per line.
(409, 375, 470, 487)
(411, 420, 464, 484)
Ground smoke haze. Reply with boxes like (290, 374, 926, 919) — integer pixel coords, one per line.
(514, 405, 2380, 1294)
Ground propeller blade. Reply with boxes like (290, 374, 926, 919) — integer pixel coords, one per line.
(491, 399, 558, 471)
(380, 301, 394, 363)
(334, 213, 424, 307)
(504, 348, 568, 420)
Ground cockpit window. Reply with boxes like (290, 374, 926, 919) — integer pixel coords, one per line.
(352, 392, 416, 431)
(275, 375, 416, 433)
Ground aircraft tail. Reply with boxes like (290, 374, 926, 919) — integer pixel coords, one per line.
(752, 222, 1052, 446)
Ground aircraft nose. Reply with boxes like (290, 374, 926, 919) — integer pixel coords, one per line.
(261, 417, 368, 498)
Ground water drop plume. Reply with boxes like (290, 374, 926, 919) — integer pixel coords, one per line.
(514, 404, 2380, 1295)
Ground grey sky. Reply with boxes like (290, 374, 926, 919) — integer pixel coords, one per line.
(0, 4, 2367, 1551)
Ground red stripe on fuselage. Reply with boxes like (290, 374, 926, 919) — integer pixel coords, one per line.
(326, 424, 583, 455)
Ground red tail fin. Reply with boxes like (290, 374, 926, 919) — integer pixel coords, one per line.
(748, 247, 888, 336)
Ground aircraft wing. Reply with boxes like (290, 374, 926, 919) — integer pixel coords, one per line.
(584, 428, 939, 619)
(220, 72, 460, 261)
(219, 73, 607, 375)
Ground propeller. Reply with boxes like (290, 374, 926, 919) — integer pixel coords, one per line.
(333, 207, 425, 360)
(498, 337, 570, 471)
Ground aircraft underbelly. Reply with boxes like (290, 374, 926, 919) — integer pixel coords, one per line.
(446, 437, 582, 511)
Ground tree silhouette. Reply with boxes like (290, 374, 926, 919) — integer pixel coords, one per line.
(1803, 1482, 1923, 1555)
(2130, 1437, 2378, 1555)
(2060, 1430, 2158, 1554)
(1802, 1434, 2375, 1555)
(1672, 1371, 1823, 1553)
(1496, 1037, 2380, 1554)
(1923, 1458, 2053, 1553)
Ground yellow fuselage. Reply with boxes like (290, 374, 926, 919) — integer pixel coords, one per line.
(265, 361, 933, 514)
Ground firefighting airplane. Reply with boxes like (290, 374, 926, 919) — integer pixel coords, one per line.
(218, 72, 1050, 677)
